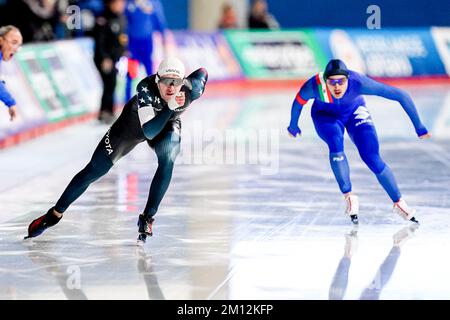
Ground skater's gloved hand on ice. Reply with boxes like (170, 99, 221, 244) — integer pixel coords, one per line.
(168, 91, 185, 110)
(415, 126, 432, 139)
(287, 125, 301, 138)
(419, 132, 432, 139)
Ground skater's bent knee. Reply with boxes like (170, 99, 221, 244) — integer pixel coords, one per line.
(362, 155, 385, 174)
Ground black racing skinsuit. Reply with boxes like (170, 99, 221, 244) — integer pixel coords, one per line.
(54, 68, 208, 217)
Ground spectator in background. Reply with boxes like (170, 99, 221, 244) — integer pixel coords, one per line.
(4, 0, 63, 43)
(248, 0, 279, 30)
(66, 0, 105, 38)
(124, 0, 168, 102)
(93, 0, 127, 123)
(0, 25, 22, 121)
(218, 3, 238, 29)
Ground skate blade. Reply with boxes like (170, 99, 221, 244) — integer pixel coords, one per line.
(136, 240, 145, 247)
(350, 215, 359, 225)
(23, 236, 36, 246)
(409, 217, 419, 224)
(136, 233, 147, 246)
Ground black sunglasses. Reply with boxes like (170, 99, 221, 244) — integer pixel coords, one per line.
(159, 77, 184, 86)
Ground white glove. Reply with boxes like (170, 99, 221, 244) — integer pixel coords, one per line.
(168, 95, 180, 110)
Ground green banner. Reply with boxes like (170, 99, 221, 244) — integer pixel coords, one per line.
(15, 43, 88, 122)
(224, 29, 327, 79)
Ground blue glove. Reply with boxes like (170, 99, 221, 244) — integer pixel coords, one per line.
(287, 125, 301, 137)
(415, 126, 428, 137)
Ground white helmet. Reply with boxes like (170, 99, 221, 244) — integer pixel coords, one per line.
(157, 56, 185, 79)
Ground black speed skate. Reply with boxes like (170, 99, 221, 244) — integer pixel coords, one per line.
(409, 217, 419, 224)
(137, 233, 147, 245)
(137, 214, 154, 245)
(350, 214, 359, 225)
(24, 207, 61, 239)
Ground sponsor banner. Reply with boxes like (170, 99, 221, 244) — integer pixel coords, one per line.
(39, 43, 86, 116)
(431, 27, 450, 76)
(0, 58, 46, 140)
(223, 30, 326, 79)
(115, 31, 242, 104)
(325, 28, 447, 78)
(153, 31, 242, 81)
(55, 39, 102, 112)
(15, 44, 69, 121)
(314, 28, 367, 74)
(1, 38, 101, 144)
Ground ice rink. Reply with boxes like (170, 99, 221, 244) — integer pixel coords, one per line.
(1, 82, 450, 299)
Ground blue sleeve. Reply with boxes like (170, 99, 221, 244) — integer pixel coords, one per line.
(152, 0, 167, 33)
(125, 1, 131, 19)
(289, 77, 315, 128)
(357, 74, 428, 136)
(185, 68, 208, 101)
(0, 80, 16, 108)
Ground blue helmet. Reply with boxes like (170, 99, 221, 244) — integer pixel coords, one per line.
(324, 59, 349, 79)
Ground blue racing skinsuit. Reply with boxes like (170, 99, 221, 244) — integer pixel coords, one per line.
(288, 70, 428, 202)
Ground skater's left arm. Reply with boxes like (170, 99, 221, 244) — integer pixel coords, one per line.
(358, 74, 431, 138)
(137, 78, 174, 140)
(183, 68, 208, 101)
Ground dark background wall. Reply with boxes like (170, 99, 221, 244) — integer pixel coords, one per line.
(1, 0, 449, 30)
(266, 0, 450, 28)
(161, 0, 189, 29)
(161, 0, 450, 29)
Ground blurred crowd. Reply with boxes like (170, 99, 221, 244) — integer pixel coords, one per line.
(219, 0, 279, 30)
(0, 0, 280, 44)
(0, 0, 106, 43)
(0, 0, 280, 123)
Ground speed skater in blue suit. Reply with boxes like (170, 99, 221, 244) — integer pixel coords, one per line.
(288, 59, 431, 225)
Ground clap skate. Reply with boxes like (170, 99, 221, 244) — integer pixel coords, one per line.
(24, 207, 61, 239)
(393, 199, 419, 224)
(137, 214, 155, 245)
(345, 194, 359, 225)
